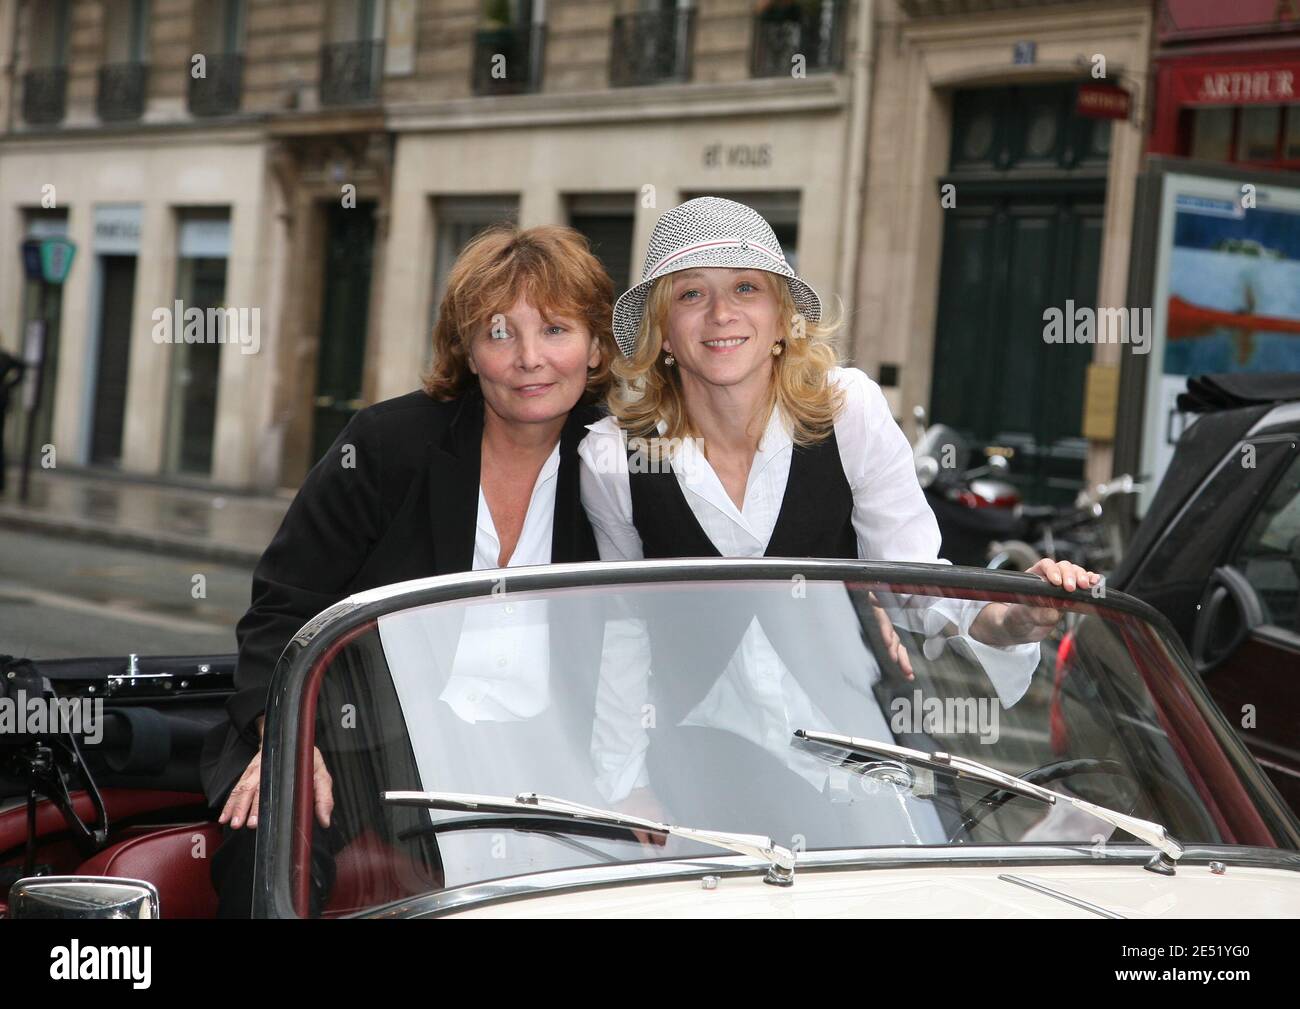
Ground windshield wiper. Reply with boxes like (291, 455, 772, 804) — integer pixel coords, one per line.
(793, 729, 1184, 875)
(382, 790, 797, 886)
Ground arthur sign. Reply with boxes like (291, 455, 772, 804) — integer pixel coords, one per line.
(1076, 83, 1131, 120)
(1170, 63, 1297, 105)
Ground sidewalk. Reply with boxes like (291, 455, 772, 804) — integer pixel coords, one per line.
(0, 466, 290, 567)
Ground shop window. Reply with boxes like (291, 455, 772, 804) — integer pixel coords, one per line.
(1285, 106, 1300, 162)
(1237, 106, 1282, 163)
(1190, 107, 1233, 162)
(1183, 104, 1300, 169)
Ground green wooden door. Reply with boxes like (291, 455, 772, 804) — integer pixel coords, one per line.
(312, 201, 375, 463)
(931, 84, 1109, 504)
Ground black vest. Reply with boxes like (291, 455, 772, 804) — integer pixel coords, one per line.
(625, 427, 861, 722)
(627, 427, 858, 560)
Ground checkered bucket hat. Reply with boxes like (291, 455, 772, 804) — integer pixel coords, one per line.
(612, 197, 822, 357)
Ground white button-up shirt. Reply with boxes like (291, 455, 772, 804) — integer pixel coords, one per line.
(438, 443, 560, 724)
(577, 366, 1039, 803)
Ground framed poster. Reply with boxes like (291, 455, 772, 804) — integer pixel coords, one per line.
(1125, 161, 1300, 510)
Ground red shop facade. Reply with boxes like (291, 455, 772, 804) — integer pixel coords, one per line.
(1148, 0, 1300, 170)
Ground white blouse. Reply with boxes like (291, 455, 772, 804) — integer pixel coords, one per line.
(577, 366, 1040, 803)
(579, 366, 1016, 640)
(438, 443, 560, 724)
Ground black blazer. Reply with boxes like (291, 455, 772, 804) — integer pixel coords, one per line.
(199, 387, 603, 805)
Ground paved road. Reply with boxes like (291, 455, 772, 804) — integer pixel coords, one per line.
(0, 528, 251, 660)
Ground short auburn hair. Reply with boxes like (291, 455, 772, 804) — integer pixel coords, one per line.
(422, 223, 617, 402)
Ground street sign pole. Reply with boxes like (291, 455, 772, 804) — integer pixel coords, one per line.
(17, 236, 75, 504)
(18, 282, 47, 503)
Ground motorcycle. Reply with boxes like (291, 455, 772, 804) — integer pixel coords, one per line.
(911, 407, 1142, 572)
(911, 407, 1024, 567)
(986, 474, 1143, 573)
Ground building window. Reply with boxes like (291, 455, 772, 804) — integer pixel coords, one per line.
(474, 0, 546, 96)
(189, 0, 245, 116)
(321, 0, 386, 106)
(22, 0, 70, 125)
(1184, 104, 1300, 169)
(610, 1, 695, 88)
(567, 194, 636, 289)
(164, 211, 232, 476)
(427, 197, 521, 366)
(1238, 105, 1282, 162)
(98, 0, 151, 123)
(1286, 107, 1300, 161)
(750, 0, 846, 79)
(1189, 106, 1233, 161)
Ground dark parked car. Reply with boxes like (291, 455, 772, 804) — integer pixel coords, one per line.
(1112, 373, 1300, 815)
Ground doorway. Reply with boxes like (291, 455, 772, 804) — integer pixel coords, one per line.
(930, 83, 1110, 504)
(89, 254, 136, 466)
(312, 201, 376, 463)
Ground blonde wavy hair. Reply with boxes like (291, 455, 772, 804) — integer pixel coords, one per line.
(610, 273, 844, 446)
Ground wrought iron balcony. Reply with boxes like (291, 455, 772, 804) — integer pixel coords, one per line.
(320, 39, 384, 106)
(97, 62, 149, 122)
(188, 51, 243, 117)
(473, 24, 546, 96)
(610, 8, 695, 88)
(22, 66, 67, 125)
(751, 1, 846, 78)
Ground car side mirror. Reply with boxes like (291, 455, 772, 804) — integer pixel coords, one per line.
(6, 876, 159, 919)
(1190, 566, 1263, 675)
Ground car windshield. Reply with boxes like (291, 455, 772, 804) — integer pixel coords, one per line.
(292, 566, 1284, 913)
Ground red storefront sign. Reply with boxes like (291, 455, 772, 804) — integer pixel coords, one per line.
(1149, 51, 1300, 157)
(1169, 62, 1298, 105)
(1076, 83, 1132, 120)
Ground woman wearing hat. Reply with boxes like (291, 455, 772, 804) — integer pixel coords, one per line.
(581, 197, 1096, 624)
(578, 197, 1098, 824)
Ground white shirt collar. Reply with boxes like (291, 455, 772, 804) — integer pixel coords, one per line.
(476, 441, 561, 537)
(664, 407, 793, 535)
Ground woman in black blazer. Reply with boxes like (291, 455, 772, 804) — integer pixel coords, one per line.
(200, 224, 617, 915)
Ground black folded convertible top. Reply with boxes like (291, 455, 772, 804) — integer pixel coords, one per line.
(1178, 373, 1300, 413)
(1114, 374, 1297, 588)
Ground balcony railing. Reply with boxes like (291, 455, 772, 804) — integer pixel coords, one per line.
(188, 51, 244, 117)
(319, 39, 384, 106)
(751, 0, 846, 78)
(97, 62, 149, 121)
(22, 66, 68, 125)
(472, 24, 546, 96)
(610, 8, 695, 88)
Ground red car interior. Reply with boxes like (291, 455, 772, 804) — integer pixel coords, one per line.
(1, 791, 440, 918)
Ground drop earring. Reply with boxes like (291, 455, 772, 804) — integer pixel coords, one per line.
(664, 351, 676, 366)
(771, 342, 784, 357)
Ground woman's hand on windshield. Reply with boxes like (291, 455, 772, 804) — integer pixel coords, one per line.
(868, 591, 914, 680)
(972, 559, 1101, 646)
(613, 787, 669, 848)
(218, 723, 334, 830)
(1027, 558, 1100, 594)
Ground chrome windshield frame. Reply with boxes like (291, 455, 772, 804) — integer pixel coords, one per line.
(251, 558, 1300, 918)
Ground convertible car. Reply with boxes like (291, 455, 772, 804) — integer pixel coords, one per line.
(3, 558, 1299, 918)
(1113, 373, 1300, 815)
